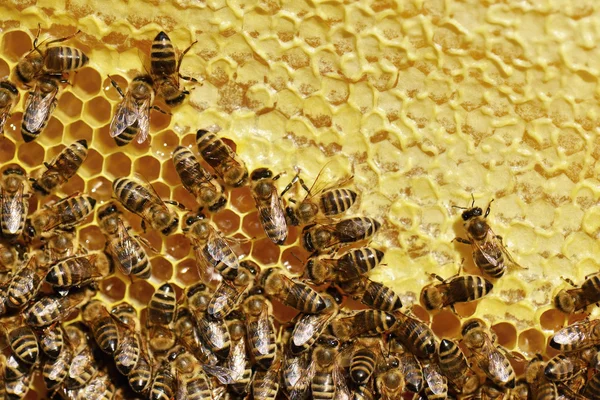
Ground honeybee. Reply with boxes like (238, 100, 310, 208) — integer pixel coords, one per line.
(5, 324, 39, 365)
(454, 198, 522, 278)
(63, 370, 117, 400)
(129, 348, 153, 394)
(303, 247, 384, 285)
(170, 347, 213, 400)
(108, 74, 166, 146)
(422, 274, 493, 312)
(437, 338, 479, 395)
(348, 337, 383, 386)
(43, 340, 73, 391)
(550, 318, 600, 352)
(281, 168, 357, 226)
(337, 276, 403, 312)
(4, 352, 31, 381)
(113, 176, 180, 235)
(0, 80, 19, 135)
(21, 75, 60, 142)
(1, 165, 29, 241)
(6, 256, 45, 308)
(16, 26, 89, 85)
(114, 326, 141, 376)
(422, 360, 448, 400)
(31, 139, 88, 195)
(375, 355, 403, 400)
(150, 360, 176, 400)
(174, 306, 219, 366)
(301, 217, 381, 253)
(150, 31, 197, 107)
(64, 343, 99, 389)
(0, 241, 18, 275)
(329, 309, 396, 341)
(207, 260, 258, 320)
(148, 282, 177, 326)
(40, 324, 65, 359)
(45, 252, 108, 292)
(253, 357, 281, 400)
(555, 274, 600, 314)
(5, 366, 33, 400)
(24, 290, 88, 327)
(111, 301, 139, 328)
(25, 193, 96, 239)
(183, 212, 240, 281)
(243, 291, 277, 369)
(462, 319, 516, 389)
(196, 129, 248, 188)
(260, 267, 326, 314)
(526, 355, 558, 400)
(250, 168, 288, 245)
(173, 146, 227, 212)
(310, 335, 348, 400)
(42, 231, 77, 264)
(392, 312, 436, 359)
(98, 203, 152, 279)
(82, 300, 120, 355)
(544, 353, 590, 383)
(389, 338, 424, 393)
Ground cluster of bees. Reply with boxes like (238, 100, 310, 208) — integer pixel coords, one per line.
(1, 26, 600, 400)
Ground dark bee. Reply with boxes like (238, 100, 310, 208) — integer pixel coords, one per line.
(550, 318, 600, 352)
(63, 371, 117, 400)
(31, 139, 88, 195)
(243, 292, 277, 369)
(170, 347, 212, 400)
(21, 75, 60, 142)
(584, 370, 600, 399)
(150, 31, 197, 107)
(42, 231, 76, 263)
(196, 129, 248, 187)
(64, 343, 99, 389)
(389, 338, 424, 393)
(422, 360, 448, 400)
(172, 145, 226, 212)
(348, 338, 382, 386)
(6, 324, 39, 365)
(5, 366, 33, 400)
(111, 301, 139, 328)
(0, 80, 18, 136)
(310, 335, 345, 400)
(113, 176, 180, 235)
(82, 300, 120, 355)
(114, 326, 141, 376)
(1, 165, 29, 241)
(250, 168, 288, 245)
(304, 247, 384, 285)
(329, 309, 396, 341)
(173, 307, 218, 366)
(253, 357, 281, 400)
(454, 198, 522, 278)
(25, 193, 96, 240)
(23, 291, 87, 327)
(337, 275, 403, 312)
(437, 338, 479, 395)
(392, 311, 436, 359)
(6, 256, 45, 309)
(129, 349, 153, 394)
(45, 252, 108, 292)
(301, 216, 381, 253)
(150, 361, 176, 400)
(525, 355, 558, 400)
(148, 282, 177, 326)
(422, 274, 493, 311)
(555, 274, 600, 314)
(207, 260, 258, 320)
(260, 267, 326, 313)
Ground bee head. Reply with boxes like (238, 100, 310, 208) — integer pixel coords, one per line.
(461, 206, 482, 221)
(24, 221, 36, 240)
(250, 168, 272, 181)
(0, 81, 18, 95)
(183, 212, 205, 228)
(240, 260, 260, 276)
(98, 203, 119, 220)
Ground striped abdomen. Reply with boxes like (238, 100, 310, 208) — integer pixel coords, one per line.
(474, 247, 505, 278)
(394, 315, 436, 359)
(196, 131, 232, 170)
(399, 353, 424, 393)
(129, 352, 152, 393)
(91, 315, 120, 354)
(0, 189, 27, 240)
(438, 339, 468, 382)
(43, 346, 72, 390)
(113, 177, 152, 215)
(207, 281, 241, 320)
(150, 31, 177, 76)
(252, 369, 280, 400)
(114, 332, 140, 376)
(248, 316, 277, 369)
(320, 188, 357, 216)
(54, 195, 96, 229)
(9, 326, 39, 364)
(337, 247, 384, 278)
(45, 255, 95, 289)
(359, 280, 403, 311)
(311, 371, 335, 400)
(282, 280, 326, 314)
(353, 309, 396, 337)
(196, 315, 231, 360)
(44, 46, 89, 72)
(109, 234, 151, 278)
(33, 139, 88, 195)
(65, 346, 97, 389)
(150, 364, 176, 400)
(7, 265, 42, 308)
(40, 325, 64, 358)
(448, 275, 493, 304)
(584, 371, 600, 399)
(148, 283, 177, 325)
(335, 217, 381, 243)
(350, 347, 376, 385)
(185, 372, 212, 400)
(114, 121, 139, 147)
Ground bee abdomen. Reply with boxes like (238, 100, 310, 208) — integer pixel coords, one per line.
(584, 372, 600, 399)
(129, 354, 152, 393)
(9, 326, 39, 364)
(150, 366, 176, 400)
(362, 280, 403, 311)
(350, 348, 376, 385)
(114, 333, 141, 376)
(311, 372, 335, 399)
(114, 123, 139, 146)
(284, 283, 326, 313)
(336, 217, 381, 243)
(148, 283, 177, 325)
(320, 188, 357, 216)
(474, 249, 505, 278)
(93, 316, 120, 354)
(44, 47, 89, 72)
(57, 195, 96, 227)
(151, 31, 177, 76)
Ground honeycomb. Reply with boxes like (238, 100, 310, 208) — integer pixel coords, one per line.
(1, 0, 600, 398)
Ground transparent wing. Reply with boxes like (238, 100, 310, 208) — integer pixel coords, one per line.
(115, 219, 134, 275)
(255, 303, 271, 355)
(202, 364, 236, 385)
(109, 93, 138, 137)
(0, 104, 12, 134)
(23, 85, 57, 132)
(488, 350, 513, 384)
(292, 312, 332, 347)
(135, 97, 151, 144)
(3, 185, 24, 234)
(205, 228, 239, 273)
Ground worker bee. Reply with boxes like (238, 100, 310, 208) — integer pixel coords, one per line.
(243, 291, 277, 369)
(183, 212, 240, 282)
(113, 176, 180, 235)
(454, 198, 522, 278)
(108, 74, 166, 146)
(5, 324, 39, 365)
(82, 300, 120, 355)
(111, 301, 139, 328)
(348, 337, 383, 386)
(437, 338, 479, 395)
(329, 309, 396, 341)
(1, 165, 29, 241)
(0, 242, 18, 275)
(25, 193, 96, 239)
(282, 345, 311, 399)
(250, 168, 288, 245)
(173, 306, 219, 366)
(42, 231, 77, 264)
(0, 80, 18, 135)
(21, 75, 60, 142)
(422, 274, 493, 312)
(129, 349, 153, 394)
(337, 276, 403, 312)
(39, 324, 64, 359)
(525, 355, 558, 400)
(207, 260, 258, 320)
(6, 256, 45, 308)
(392, 311, 437, 359)
(304, 247, 384, 285)
(172, 146, 227, 212)
(281, 168, 357, 226)
(423, 360, 448, 400)
(555, 274, 600, 314)
(260, 267, 327, 313)
(24, 290, 88, 327)
(301, 217, 381, 253)
(148, 282, 177, 326)
(308, 335, 349, 400)
(462, 319, 516, 389)
(150, 31, 197, 107)
(31, 139, 88, 195)
(45, 252, 108, 292)
(253, 357, 281, 400)
(550, 318, 600, 352)
(64, 342, 99, 389)
(5, 367, 33, 400)
(150, 360, 176, 400)
(16, 26, 88, 85)
(63, 371, 117, 400)
(389, 338, 424, 393)
(170, 347, 213, 400)
(147, 324, 177, 356)
(544, 353, 589, 383)
(196, 129, 248, 188)
(114, 326, 141, 376)
(375, 356, 404, 400)
(43, 340, 73, 391)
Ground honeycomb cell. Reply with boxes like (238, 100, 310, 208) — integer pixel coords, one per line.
(129, 279, 155, 305)
(491, 322, 517, 349)
(0, 58, 10, 78)
(411, 305, 431, 323)
(78, 225, 105, 251)
(242, 211, 263, 239)
(84, 96, 112, 127)
(73, 66, 102, 98)
(86, 176, 113, 203)
(281, 247, 307, 275)
(518, 328, 546, 356)
(38, 117, 64, 147)
(103, 75, 128, 101)
(60, 174, 85, 196)
(540, 308, 566, 332)
(231, 186, 255, 214)
(16, 141, 45, 168)
(151, 129, 179, 161)
(105, 152, 132, 178)
(57, 91, 83, 119)
(140, 230, 163, 254)
(152, 181, 171, 200)
(81, 148, 104, 178)
(213, 209, 240, 236)
(176, 258, 200, 286)
(173, 185, 198, 211)
(151, 256, 173, 281)
(0, 137, 16, 164)
(100, 276, 126, 301)
(161, 158, 181, 188)
(251, 238, 281, 266)
(134, 155, 161, 182)
(164, 234, 191, 260)
(1, 30, 32, 62)
(431, 310, 461, 338)
(149, 108, 172, 132)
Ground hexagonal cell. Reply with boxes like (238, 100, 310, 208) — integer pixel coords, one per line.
(37, 117, 64, 147)
(84, 96, 112, 127)
(0, 58, 10, 78)
(103, 75, 128, 101)
(59, 174, 85, 197)
(161, 159, 180, 188)
(491, 322, 517, 349)
(173, 185, 198, 211)
(94, 123, 119, 152)
(453, 300, 479, 318)
(242, 211, 263, 238)
(540, 308, 566, 332)
(134, 155, 161, 182)
(213, 209, 240, 236)
(149, 108, 172, 132)
(180, 132, 196, 148)
(73, 66, 102, 98)
(78, 224, 105, 251)
(141, 229, 163, 253)
(164, 234, 191, 259)
(17, 141, 45, 168)
(57, 91, 83, 120)
(232, 186, 256, 214)
(86, 176, 113, 203)
(0, 137, 16, 164)
(431, 310, 461, 338)
(152, 181, 171, 200)
(66, 119, 93, 145)
(151, 129, 179, 161)
(518, 328, 546, 356)
(176, 258, 200, 286)
(3, 112, 22, 142)
(151, 256, 173, 281)
(105, 152, 132, 178)
(81, 148, 103, 178)
(2, 30, 32, 62)
(251, 238, 281, 266)
(100, 276, 126, 302)
(129, 279, 155, 305)
(411, 305, 430, 323)
(281, 247, 307, 275)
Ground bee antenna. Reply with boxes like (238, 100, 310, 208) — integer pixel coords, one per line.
(470, 193, 475, 207)
(452, 205, 467, 210)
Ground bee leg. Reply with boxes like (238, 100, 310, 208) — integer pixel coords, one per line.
(151, 105, 171, 115)
(484, 199, 494, 218)
(453, 237, 472, 245)
(560, 277, 577, 287)
(165, 199, 188, 211)
(136, 235, 159, 253)
(43, 29, 82, 48)
(141, 220, 147, 234)
(450, 304, 458, 314)
(280, 171, 301, 197)
(176, 39, 198, 74)
(43, 162, 52, 169)
(272, 171, 286, 182)
(428, 273, 445, 283)
(107, 75, 125, 98)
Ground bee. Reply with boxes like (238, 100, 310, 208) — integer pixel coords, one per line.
(150, 361, 176, 400)
(329, 309, 396, 341)
(348, 337, 383, 386)
(183, 212, 240, 281)
(129, 349, 153, 394)
(6, 256, 45, 308)
(25, 193, 96, 239)
(253, 357, 281, 400)
(31, 139, 88, 195)
(389, 338, 424, 393)
(337, 276, 403, 312)
(150, 31, 197, 107)
(544, 353, 591, 383)
(301, 217, 381, 253)
(64, 371, 117, 400)
(45, 252, 108, 292)
(260, 267, 326, 314)
(43, 340, 73, 391)
(375, 356, 403, 400)
(304, 247, 384, 285)
(250, 168, 288, 245)
(310, 335, 346, 400)
(1, 165, 29, 241)
(0, 241, 18, 274)
(16, 26, 88, 85)
(21, 75, 60, 142)
(111, 301, 139, 328)
(148, 282, 177, 326)
(5, 324, 39, 365)
(170, 347, 212, 400)
(454, 198, 522, 278)
(526, 355, 558, 400)
(173, 146, 227, 212)
(282, 345, 311, 399)
(422, 360, 448, 400)
(437, 338, 479, 395)
(113, 176, 180, 235)
(24, 290, 88, 327)
(422, 274, 493, 312)
(5, 367, 33, 400)
(114, 326, 141, 376)
(0, 80, 18, 135)
(207, 260, 258, 320)
(40, 324, 65, 359)
(42, 231, 77, 264)
(174, 307, 219, 366)
(64, 343, 99, 389)
(243, 291, 277, 369)
(196, 129, 248, 188)
(147, 324, 177, 356)
(3, 352, 31, 382)
(555, 274, 600, 314)
(82, 300, 120, 355)
(550, 318, 600, 352)
(391, 312, 436, 359)
(462, 319, 516, 389)
(281, 168, 357, 226)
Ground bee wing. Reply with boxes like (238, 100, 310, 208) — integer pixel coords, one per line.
(191, 238, 222, 284)
(24, 85, 57, 132)
(109, 93, 138, 137)
(2, 185, 24, 234)
(288, 355, 315, 400)
(0, 104, 12, 134)
(202, 364, 237, 385)
(204, 228, 239, 274)
(228, 338, 247, 381)
(254, 303, 272, 355)
(488, 349, 513, 384)
(292, 312, 334, 348)
(135, 97, 151, 144)
(552, 324, 588, 347)
(114, 219, 134, 275)
(256, 186, 287, 243)
(424, 363, 447, 395)
(333, 356, 351, 400)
